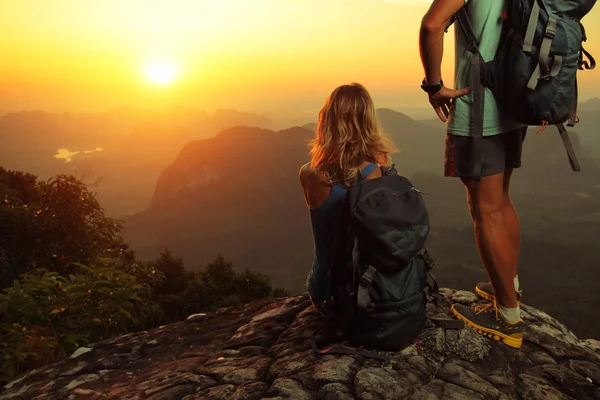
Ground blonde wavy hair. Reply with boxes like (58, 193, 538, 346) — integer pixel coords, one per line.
(309, 83, 396, 187)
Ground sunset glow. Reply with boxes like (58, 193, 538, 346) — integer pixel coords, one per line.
(0, 0, 598, 116)
(144, 60, 180, 85)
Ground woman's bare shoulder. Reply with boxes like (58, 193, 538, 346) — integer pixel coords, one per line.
(299, 163, 326, 185)
(299, 163, 333, 208)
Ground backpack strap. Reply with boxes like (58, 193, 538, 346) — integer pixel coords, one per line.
(310, 328, 391, 361)
(569, 44, 596, 127)
(522, 0, 540, 54)
(567, 77, 579, 127)
(555, 123, 581, 171)
(419, 248, 441, 306)
(538, 17, 558, 81)
(359, 163, 379, 179)
(418, 248, 465, 330)
(528, 15, 561, 89)
(357, 265, 376, 311)
(455, 8, 485, 182)
(578, 46, 596, 70)
(417, 247, 435, 270)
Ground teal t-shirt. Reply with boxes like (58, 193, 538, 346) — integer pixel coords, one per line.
(446, 0, 525, 137)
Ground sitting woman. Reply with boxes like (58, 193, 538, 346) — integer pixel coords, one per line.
(300, 83, 442, 353)
(299, 82, 395, 310)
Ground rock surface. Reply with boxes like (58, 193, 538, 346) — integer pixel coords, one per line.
(2, 289, 600, 400)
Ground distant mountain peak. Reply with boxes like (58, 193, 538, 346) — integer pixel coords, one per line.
(214, 125, 273, 140)
(376, 107, 417, 121)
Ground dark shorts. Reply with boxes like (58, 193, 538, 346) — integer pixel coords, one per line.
(444, 127, 528, 178)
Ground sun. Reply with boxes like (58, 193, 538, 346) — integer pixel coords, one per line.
(144, 60, 180, 85)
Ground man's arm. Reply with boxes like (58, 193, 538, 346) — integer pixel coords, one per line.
(419, 0, 471, 122)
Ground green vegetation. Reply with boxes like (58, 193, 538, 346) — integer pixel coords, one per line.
(0, 167, 287, 384)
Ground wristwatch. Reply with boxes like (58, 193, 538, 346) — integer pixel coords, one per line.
(421, 79, 444, 94)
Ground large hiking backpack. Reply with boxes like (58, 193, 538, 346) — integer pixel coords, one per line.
(451, 0, 596, 181)
(311, 163, 462, 360)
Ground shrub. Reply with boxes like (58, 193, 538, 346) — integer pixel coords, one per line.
(0, 260, 164, 384)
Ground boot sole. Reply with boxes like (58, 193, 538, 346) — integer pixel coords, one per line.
(475, 286, 522, 305)
(451, 304, 523, 349)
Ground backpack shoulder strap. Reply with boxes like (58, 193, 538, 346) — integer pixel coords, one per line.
(455, 8, 485, 182)
(455, 7, 480, 52)
(359, 163, 378, 179)
(522, 0, 541, 54)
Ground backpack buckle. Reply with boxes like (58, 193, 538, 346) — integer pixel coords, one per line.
(545, 22, 556, 39)
(360, 266, 376, 286)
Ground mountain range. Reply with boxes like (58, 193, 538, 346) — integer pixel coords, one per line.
(2, 102, 600, 339)
(0, 107, 271, 215)
(123, 107, 600, 339)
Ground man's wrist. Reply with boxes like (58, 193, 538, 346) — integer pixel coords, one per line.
(421, 78, 444, 94)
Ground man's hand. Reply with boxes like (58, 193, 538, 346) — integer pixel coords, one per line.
(428, 86, 471, 122)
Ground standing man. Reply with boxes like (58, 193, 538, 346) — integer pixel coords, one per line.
(419, 0, 525, 349)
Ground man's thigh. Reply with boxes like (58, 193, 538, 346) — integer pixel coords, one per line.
(444, 127, 527, 178)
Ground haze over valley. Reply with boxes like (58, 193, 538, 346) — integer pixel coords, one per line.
(3, 100, 600, 339)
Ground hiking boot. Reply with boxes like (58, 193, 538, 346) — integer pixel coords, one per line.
(451, 302, 524, 349)
(475, 282, 523, 303)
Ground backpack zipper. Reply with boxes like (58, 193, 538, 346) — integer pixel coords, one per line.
(411, 187, 430, 195)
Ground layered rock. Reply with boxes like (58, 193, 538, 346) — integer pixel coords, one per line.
(2, 289, 599, 400)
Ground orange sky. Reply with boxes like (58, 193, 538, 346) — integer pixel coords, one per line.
(1, 0, 599, 121)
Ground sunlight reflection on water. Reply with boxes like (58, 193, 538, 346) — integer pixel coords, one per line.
(54, 147, 103, 162)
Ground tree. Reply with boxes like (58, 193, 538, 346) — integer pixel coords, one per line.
(0, 168, 130, 288)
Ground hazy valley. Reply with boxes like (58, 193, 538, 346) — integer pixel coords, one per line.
(2, 101, 600, 339)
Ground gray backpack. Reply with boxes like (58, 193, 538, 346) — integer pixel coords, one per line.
(452, 0, 596, 181)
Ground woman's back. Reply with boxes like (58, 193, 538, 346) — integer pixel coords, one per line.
(300, 162, 382, 302)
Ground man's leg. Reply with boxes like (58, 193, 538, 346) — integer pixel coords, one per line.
(445, 131, 524, 348)
(462, 173, 518, 309)
(503, 168, 521, 289)
(502, 126, 528, 288)
(461, 172, 517, 308)
(470, 128, 526, 302)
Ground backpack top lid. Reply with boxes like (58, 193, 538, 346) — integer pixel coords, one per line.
(350, 165, 430, 272)
(540, 0, 597, 19)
